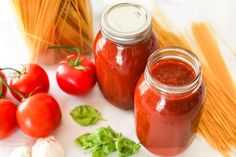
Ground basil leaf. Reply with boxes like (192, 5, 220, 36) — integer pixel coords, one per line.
(93, 127, 117, 144)
(75, 133, 95, 150)
(70, 105, 101, 126)
(116, 137, 141, 157)
(102, 142, 116, 154)
(92, 149, 106, 157)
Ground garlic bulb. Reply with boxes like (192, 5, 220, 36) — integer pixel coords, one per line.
(9, 146, 31, 157)
(32, 136, 64, 157)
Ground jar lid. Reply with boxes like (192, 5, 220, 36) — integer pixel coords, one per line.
(101, 2, 152, 45)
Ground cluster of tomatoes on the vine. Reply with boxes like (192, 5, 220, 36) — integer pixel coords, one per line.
(0, 47, 96, 140)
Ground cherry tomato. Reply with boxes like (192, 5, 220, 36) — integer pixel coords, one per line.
(16, 93, 62, 137)
(0, 99, 17, 140)
(0, 71, 7, 98)
(10, 64, 49, 101)
(56, 54, 96, 95)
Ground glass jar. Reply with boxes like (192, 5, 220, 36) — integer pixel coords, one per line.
(94, 2, 158, 109)
(134, 47, 206, 156)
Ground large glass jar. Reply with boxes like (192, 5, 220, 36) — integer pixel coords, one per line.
(94, 2, 158, 109)
(134, 47, 206, 156)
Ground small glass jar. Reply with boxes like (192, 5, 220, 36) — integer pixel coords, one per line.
(134, 47, 206, 156)
(94, 2, 158, 109)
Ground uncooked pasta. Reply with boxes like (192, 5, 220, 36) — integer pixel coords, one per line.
(12, 0, 93, 64)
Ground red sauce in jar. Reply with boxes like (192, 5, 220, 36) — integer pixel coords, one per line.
(94, 31, 157, 109)
(94, 2, 158, 109)
(152, 60, 195, 86)
(134, 48, 206, 156)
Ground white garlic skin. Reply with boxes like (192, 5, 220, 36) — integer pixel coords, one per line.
(9, 146, 31, 157)
(32, 136, 64, 157)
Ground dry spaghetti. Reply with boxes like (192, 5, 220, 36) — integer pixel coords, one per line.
(12, 0, 93, 64)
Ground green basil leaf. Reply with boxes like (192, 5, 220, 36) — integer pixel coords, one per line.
(102, 142, 117, 154)
(93, 127, 117, 144)
(116, 137, 141, 157)
(70, 105, 101, 126)
(75, 133, 95, 150)
(92, 149, 106, 157)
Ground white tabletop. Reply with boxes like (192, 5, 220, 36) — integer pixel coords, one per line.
(0, 0, 236, 156)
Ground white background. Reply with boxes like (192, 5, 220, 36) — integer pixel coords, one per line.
(0, 0, 236, 156)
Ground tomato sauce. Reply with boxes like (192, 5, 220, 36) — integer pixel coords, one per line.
(94, 2, 158, 109)
(134, 48, 206, 156)
(94, 31, 157, 109)
(152, 60, 195, 86)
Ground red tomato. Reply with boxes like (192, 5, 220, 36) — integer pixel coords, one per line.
(0, 71, 7, 98)
(10, 64, 49, 101)
(56, 55, 96, 95)
(0, 99, 17, 140)
(16, 93, 62, 137)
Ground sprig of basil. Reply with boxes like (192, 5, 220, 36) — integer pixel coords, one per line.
(75, 126, 141, 157)
(70, 105, 102, 126)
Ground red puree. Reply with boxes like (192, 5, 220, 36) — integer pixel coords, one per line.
(94, 31, 157, 109)
(135, 59, 205, 156)
(94, 2, 158, 109)
(153, 60, 195, 86)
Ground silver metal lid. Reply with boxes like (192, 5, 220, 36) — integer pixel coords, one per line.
(101, 2, 152, 45)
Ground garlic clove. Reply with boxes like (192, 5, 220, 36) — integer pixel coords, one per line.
(9, 146, 31, 157)
(32, 136, 64, 157)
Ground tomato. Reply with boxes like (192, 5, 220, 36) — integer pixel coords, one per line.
(16, 93, 62, 137)
(56, 54, 96, 95)
(0, 71, 7, 98)
(10, 64, 49, 101)
(0, 99, 17, 140)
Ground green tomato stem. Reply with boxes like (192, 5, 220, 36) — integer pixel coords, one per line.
(0, 67, 22, 75)
(0, 75, 25, 101)
(0, 80, 3, 98)
(48, 46, 82, 66)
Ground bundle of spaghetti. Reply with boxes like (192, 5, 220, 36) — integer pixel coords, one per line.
(192, 23, 236, 95)
(199, 73, 236, 156)
(152, 7, 236, 156)
(57, 0, 93, 53)
(152, 18, 191, 49)
(12, 0, 93, 64)
(192, 24, 236, 156)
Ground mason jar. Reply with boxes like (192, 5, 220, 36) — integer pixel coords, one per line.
(134, 47, 206, 156)
(94, 2, 158, 109)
